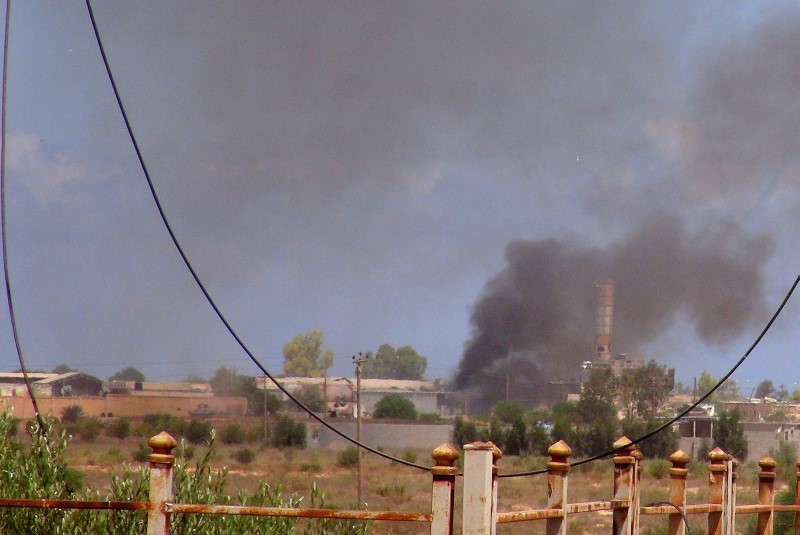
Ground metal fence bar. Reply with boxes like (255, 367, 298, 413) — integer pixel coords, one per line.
(165, 503, 431, 522)
(0, 499, 147, 510)
(757, 456, 776, 535)
(546, 440, 570, 535)
(668, 449, 690, 535)
(430, 443, 459, 535)
(612, 436, 636, 535)
(146, 431, 177, 535)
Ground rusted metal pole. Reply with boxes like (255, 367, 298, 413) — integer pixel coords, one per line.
(462, 441, 496, 535)
(707, 447, 727, 535)
(727, 457, 738, 535)
(668, 450, 690, 535)
(489, 441, 502, 535)
(147, 431, 177, 535)
(757, 456, 777, 535)
(795, 459, 800, 535)
(430, 443, 459, 535)
(612, 436, 636, 535)
(546, 440, 571, 535)
(632, 448, 643, 535)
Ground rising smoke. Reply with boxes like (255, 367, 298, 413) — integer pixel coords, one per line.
(455, 214, 772, 407)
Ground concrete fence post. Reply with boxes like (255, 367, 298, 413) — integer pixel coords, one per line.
(757, 456, 777, 535)
(707, 447, 727, 535)
(147, 431, 177, 535)
(489, 442, 502, 535)
(430, 443, 459, 535)
(462, 441, 496, 535)
(668, 450, 690, 535)
(546, 440, 571, 535)
(612, 436, 636, 535)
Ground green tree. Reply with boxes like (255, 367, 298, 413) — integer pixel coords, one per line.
(282, 329, 334, 377)
(109, 367, 146, 382)
(697, 369, 718, 402)
(714, 409, 748, 460)
(493, 400, 525, 424)
(578, 367, 618, 423)
(504, 418, 527, 456)
(362, 344, 427, 380)
(51, 364, 76, 374)
(618, 361, 672, 420)
(292, 384, 325, 412)
(622, 418, 678, 458)
(373, 394, 417, 420)
(756, 379, 775, 399)
(453, 417, 479, 447)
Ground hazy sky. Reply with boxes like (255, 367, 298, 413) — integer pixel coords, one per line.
(1, 2, 799, 392)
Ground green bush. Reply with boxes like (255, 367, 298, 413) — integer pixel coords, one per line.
(233, 448, 256, 465)
(76, 417, 103, 441)
(132, 442, 150, 462)
(373, 393, 417, 420)
(186, 419, 213, 444)
(269, 414, 306, 448)
(139, 413, 188, 439)
(60, 405, 83, 423)
(336, 445, 359, 467)
(646, 459, 671, 480)
(106, 417, 131, 440)
(220, 422, 246, 445)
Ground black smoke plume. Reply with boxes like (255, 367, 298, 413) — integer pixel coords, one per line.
(455, 213, 772, 409)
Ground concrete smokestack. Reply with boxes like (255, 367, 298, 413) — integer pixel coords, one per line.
(595, 281, 614, 365)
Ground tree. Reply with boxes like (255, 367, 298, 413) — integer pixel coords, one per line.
(755, 379, 775, 399)
(362, 344, 427, 380)
(373, 394, 417, 420)
(493, 400, 525, 424)
(617, 361, 672, 420)
(697, 370, 717, 401)
(109, 367, 145, 382)
(282, 329, 334, 377)
(714, 409, 748, 460)
(292, 384, 325, 412)
(578, 367, 618, 423)
(52, 364, 76, 374)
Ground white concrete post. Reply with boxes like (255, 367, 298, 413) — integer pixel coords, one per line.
(147, 431, 177, 535)
(462, 441, 496, 535)
(546, 440, 571, 535)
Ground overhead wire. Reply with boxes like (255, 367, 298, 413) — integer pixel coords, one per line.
(0, 0, 50, 441)
(83, 1, 800, 477)
(499, 272, 800, 478)
(83, 0, 429, 472)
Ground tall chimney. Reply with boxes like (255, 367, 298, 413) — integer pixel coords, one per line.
(595, 281, 614, 365)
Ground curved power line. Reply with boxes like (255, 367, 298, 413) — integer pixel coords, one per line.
(499, 273, 800, 478)
(84, 1, 429, 472)
(0, 0, 49, 437)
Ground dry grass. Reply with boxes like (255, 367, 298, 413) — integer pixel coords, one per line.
(64, 428, 765, 535)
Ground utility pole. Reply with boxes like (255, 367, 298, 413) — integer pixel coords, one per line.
(352, 352, 370, 509)
(262, 375, 268, 440)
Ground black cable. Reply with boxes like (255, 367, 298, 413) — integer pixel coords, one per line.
(647, 502, 694, 535)
(499, 273, 800, 477)
(84, 0, 429, 472)
(0, 0, 50, 440)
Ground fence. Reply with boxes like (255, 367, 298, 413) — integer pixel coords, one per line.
(0, 430, 798, 534)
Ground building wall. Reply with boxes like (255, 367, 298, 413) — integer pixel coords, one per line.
(0, 394, 247, 419)
(313, 421, 453, 451)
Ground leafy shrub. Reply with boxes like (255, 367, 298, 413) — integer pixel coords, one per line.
(373, 393, 417, 420)
(646, 459, 671, 480)
(132, 442, 150, 462)
(337, 445, 359, 467)
(186, 419, 213, 444)
(233, 448, 255, 465)
(139, 413, 188, 439)
(300, 461, 322, 472)
(402, 450, 418, 464)
(269, 414, 306, 448)
(60, 405, 84, 423)
(106, 417, 131, 440)
(292, 384, 326, 412)
(76, 417, 103, 441)
(220, 422, 246, 445)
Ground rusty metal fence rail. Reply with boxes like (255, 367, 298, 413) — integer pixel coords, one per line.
(2, 430, 800, 535)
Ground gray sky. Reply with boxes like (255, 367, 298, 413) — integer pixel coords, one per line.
(1, 2, 799, 391)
